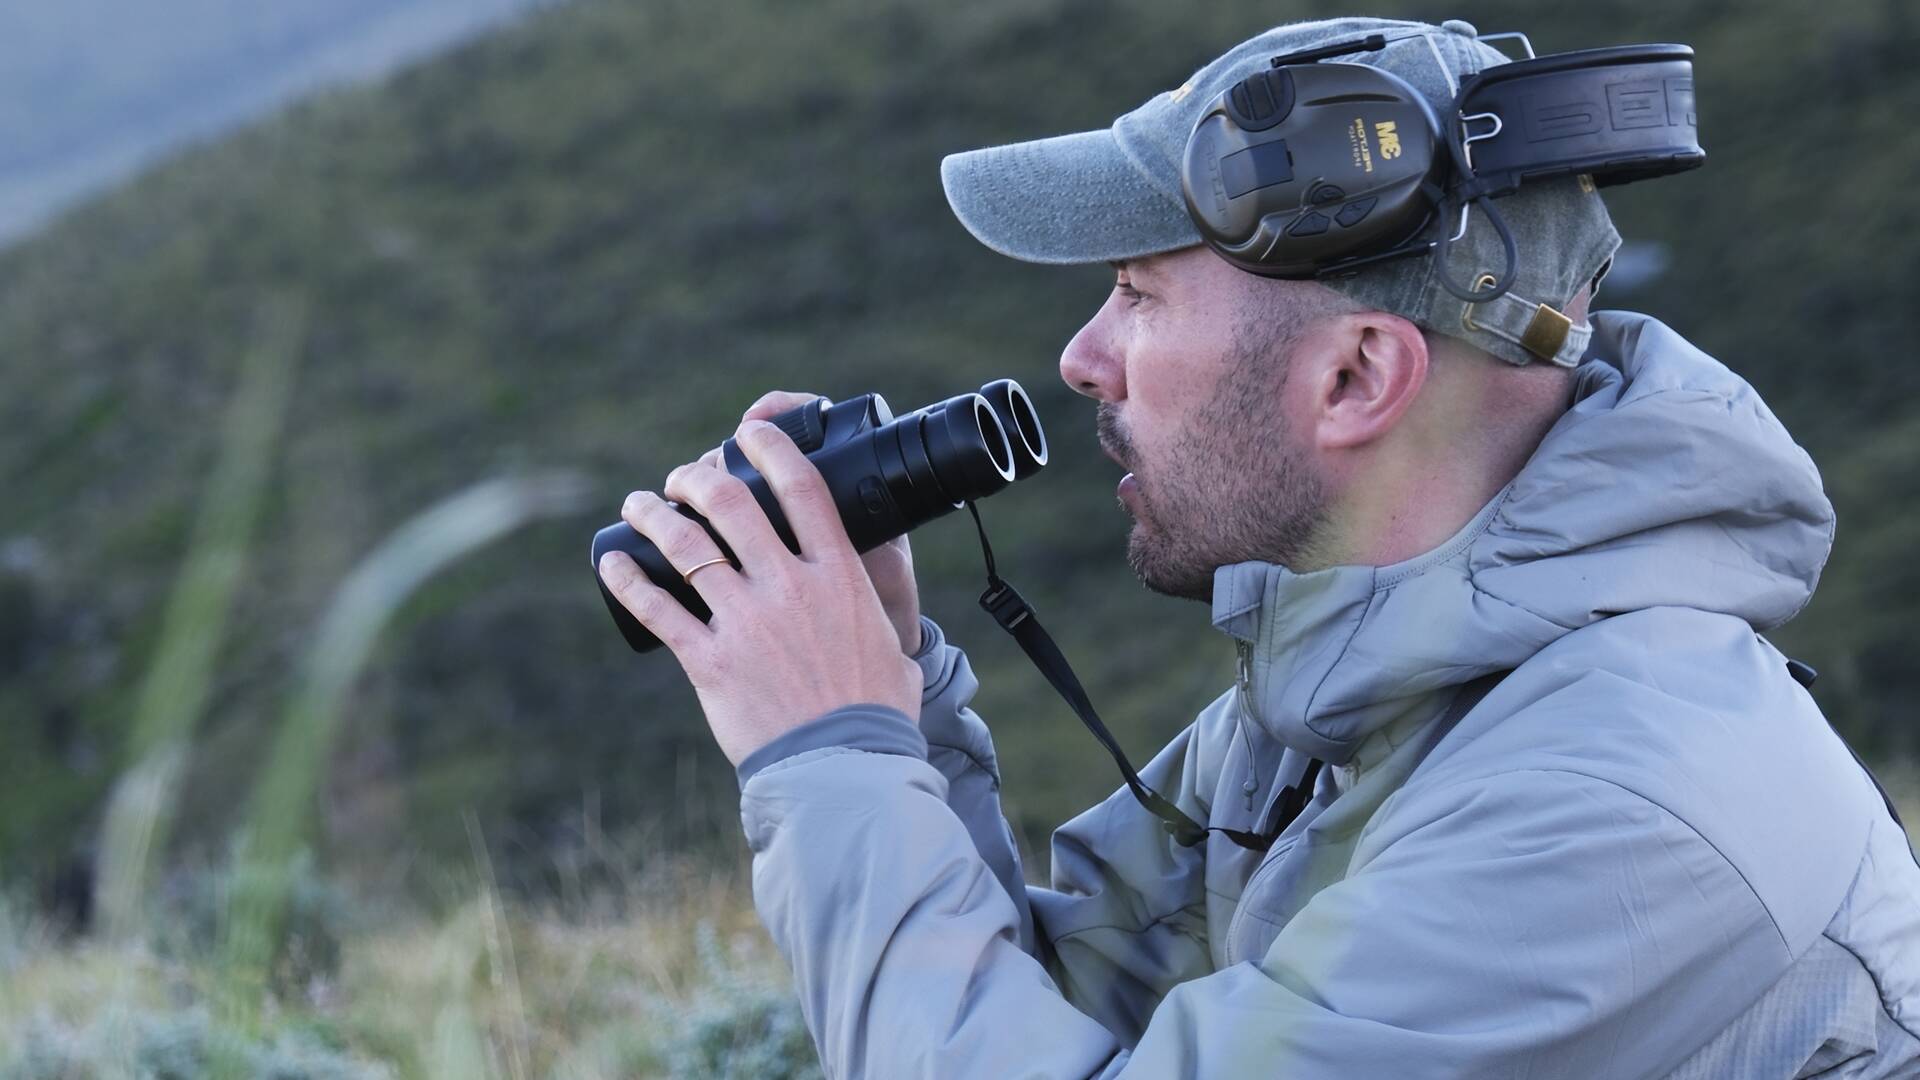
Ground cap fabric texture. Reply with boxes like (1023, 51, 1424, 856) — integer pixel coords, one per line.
(940, 17, 1622, 369)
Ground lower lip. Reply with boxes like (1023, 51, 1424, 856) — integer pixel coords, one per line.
(1117, 473, 1138, 504)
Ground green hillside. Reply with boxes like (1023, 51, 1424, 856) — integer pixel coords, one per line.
(2, 0, 1915, 902)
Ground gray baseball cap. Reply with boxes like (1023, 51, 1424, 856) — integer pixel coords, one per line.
(940, 16, 1621, 369)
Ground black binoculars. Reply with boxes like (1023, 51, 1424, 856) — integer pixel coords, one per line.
(592, 380, 1048, 652)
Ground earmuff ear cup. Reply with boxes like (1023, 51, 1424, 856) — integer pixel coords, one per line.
(1181, 61, 1442, 278)
(1454, 44, 1703, 194)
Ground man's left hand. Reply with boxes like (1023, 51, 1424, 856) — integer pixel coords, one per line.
(597, 419, 921, 766)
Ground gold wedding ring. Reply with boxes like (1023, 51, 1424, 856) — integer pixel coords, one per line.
(680, 556, 731, 585)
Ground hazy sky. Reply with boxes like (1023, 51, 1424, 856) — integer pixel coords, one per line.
(0, 0, 547, 247)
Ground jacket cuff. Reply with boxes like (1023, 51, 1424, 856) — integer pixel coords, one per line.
(910, 617, 986, 757)
(735, 704, 928, 788)
(913, 614, 949, 689)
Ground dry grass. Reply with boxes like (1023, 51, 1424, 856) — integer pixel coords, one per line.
(0, 851, 808, 1079)
(3, 766, 1916, 1078)
(332, 852, 785, 1078)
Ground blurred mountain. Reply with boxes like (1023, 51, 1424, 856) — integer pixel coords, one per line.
(0, 0, 1914, 899)
(0, 0, 547, 246)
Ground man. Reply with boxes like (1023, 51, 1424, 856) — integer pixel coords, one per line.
(597, 16, 1920, 1077)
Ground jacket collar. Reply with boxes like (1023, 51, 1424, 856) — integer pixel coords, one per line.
(1209, 488, 1530, 765)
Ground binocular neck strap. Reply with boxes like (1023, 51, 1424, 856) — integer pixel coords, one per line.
(963, 501, 1320, 852)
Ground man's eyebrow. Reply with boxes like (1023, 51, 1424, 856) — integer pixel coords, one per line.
(1108, 259, 1132, 275)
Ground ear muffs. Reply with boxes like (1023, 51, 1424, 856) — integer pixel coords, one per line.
(1182, 60, 1441, 280)
(1178, 34, 1703, 304)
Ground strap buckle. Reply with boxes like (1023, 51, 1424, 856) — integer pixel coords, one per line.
(979, 580, 1032, 631)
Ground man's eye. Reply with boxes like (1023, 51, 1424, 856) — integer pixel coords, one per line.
(1116, 282, 1145, 305)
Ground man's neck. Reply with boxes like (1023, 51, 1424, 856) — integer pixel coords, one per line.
(1308, 408, 1556, 570)
(1337, 348, 1583, 569)
(1312, 460, 1508, 569)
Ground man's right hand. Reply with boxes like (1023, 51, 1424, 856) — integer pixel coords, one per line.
(695, 390, 925, 657)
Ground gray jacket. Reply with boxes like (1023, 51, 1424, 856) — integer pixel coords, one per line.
(734, 311, 1920, 1078)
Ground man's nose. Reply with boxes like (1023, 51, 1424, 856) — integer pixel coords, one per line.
(1059, 305, 1124, 402)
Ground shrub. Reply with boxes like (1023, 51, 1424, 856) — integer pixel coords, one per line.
(651, 923, 822, 1080)
(0, 1005, 391, 1080)
(150, 851, 354, 1001)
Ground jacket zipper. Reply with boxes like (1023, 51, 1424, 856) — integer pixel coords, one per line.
(1236, 640, 1260, 812)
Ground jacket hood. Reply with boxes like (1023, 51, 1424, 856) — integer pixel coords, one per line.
(1209, 310, 1837, 765)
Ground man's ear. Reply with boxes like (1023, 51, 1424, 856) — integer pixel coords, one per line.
(1307, 312, 1429, 452)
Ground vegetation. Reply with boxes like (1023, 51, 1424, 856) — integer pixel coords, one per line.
(0, 855, 824, 1078)
(0, 0, 1915, 1073)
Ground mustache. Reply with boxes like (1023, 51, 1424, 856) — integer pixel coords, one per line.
(1095, 403, 1135, 471)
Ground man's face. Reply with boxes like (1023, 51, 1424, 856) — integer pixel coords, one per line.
(1060, 246, 1335, 601)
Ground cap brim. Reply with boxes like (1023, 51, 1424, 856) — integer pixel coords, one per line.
(940, 128, 1201, 265)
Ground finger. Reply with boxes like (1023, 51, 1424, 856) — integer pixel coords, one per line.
(732, 419, 854, 561)
(662, 462, 788, 567)
(743, 390, 830, 423)
(621, 489, 740, 602)
(697, 445, 724, 470)
(597, 550, 707, 656)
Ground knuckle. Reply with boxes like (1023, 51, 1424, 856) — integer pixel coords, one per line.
(628, 586, 664, 621)
(622, 489, 658, 523)
(664, 464, 712, 505)
(758, 442, 827, 497)
(620, 579, 665, 622)
(740, 419, 783, 449)
(790, 460, 830, 498)
(706, 477, 757, 518)
(659, 516, 712, 560)
(772, 574, 811, 609)
(631, 495, 706, 558)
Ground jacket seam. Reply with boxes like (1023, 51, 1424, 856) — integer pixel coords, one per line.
(1046, 900, 1208, 949)
(1779, 500, 1838, 626)
(746, 742, 919, 785)
(1216, 597, 1261, 625)
(1464, 570, 1581, 633)
(1377, 483, 1514, 589)
(1821, 930, 1920, 1044)
(1300, 586, 1383, 746)
(1463, 525, 1582, 633)
(925, 740, 998, 784)
(1402, 766, 1795, 954)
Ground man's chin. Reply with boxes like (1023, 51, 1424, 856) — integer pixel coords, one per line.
(1125, 528, 1215, 603)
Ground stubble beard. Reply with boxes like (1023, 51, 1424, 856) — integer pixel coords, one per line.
(1103, 321, 1331, 603)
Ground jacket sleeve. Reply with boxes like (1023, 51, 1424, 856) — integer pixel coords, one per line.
(741, 726, 1787, 1078)
(908, 615, 1039, 954)
(740, 616, 1221, 1043)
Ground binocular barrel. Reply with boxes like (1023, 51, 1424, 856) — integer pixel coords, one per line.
(592, 380, 1047, 653)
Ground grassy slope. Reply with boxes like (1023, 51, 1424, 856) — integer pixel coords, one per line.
(0, 0, 1915, 891)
